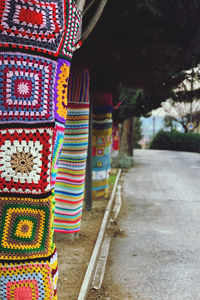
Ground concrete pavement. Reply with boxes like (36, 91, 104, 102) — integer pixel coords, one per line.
(104, 149, 200, 300)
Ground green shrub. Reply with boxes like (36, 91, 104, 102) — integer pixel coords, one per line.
(111, 153, 134, 169)
(109, 174, 117, 186)
(150, 130, 200, 152)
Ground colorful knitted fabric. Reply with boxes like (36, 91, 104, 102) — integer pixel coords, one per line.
(0, 0, 82, 61)
(0, 249, 58, 300)
(111, 123, 120, 157)
(0, 0, 82, 298)
(92, 93, 113, 199)
(54, 70, 90, 233)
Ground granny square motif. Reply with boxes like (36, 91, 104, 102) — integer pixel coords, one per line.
(0, 249, 58, 299)
(0, 126, 53, 194)
(60, 0, 82, 60)
(0, 0, 65, 56)
(0, 53, 57, 123)
(0, 195, 54, 259)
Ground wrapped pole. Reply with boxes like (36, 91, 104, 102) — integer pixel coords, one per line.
(0, 0, 83, 298)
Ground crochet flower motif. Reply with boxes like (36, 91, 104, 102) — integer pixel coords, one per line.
(15, 220, 34, 239)
(97, 161, 102, 167)
(10, 151, 34, 175)
(0, 140, 43, 184)
(17, 81, 30, 96)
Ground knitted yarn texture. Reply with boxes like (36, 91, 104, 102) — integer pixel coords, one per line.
(112, 123, 120, 157)
(92, 93, 113, 199)
(54, 70, 90, 233)
(0, 0, 82, 298)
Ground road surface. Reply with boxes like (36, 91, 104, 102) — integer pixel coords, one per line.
(105, 149, 200, 300)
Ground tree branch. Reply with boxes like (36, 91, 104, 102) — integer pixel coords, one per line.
(76, 0, 87, 12)
(83, 0, 96, 16)
(82, 0, 108, 41)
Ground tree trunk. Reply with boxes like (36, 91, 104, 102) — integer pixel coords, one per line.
(120, 117, 134, 156)
(76, 0, 87, 11)
(82, 0, 108, 41)
(128, 117, 134, 156)
(182, 124, 188, 133)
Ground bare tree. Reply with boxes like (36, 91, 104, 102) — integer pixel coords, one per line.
(76, 0, 87, 11)
(76, 0, 109, 41)
(152, 99, 200, 132)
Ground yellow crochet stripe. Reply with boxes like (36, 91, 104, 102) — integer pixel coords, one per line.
(1, 196, 50, 203)
(63, 137, 88, 141)
(93, 113, 112, 120)
(67, 115, 89, 120)
(0, 243, 56, 260)
(92, 179, 108, 188)
(55, 223, 80, 229)
(92, 188, 108, 199)
(56, 183, 84, 189)
(92, 128, 112, 136)
(56, 168, 83, 175)
(57, 62, 70, 120)
(55, 215, 81, 222)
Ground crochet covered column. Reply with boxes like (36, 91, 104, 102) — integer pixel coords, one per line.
(0, 0, 82, 299)
(112, 123, 120, 157)
(92, 93, 113, 199)
(54, 70, 90, 233)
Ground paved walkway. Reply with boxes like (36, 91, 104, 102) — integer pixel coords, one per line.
(105, 149, 200, 300)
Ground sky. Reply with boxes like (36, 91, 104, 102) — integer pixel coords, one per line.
(141, 116, 164, 139)
(141, 116, 184, 139)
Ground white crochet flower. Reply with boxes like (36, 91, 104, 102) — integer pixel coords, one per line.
(0, 140, 43, 184)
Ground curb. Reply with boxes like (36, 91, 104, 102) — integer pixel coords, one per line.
(91, 183, 122, 290)
(77, 169, 122, 300)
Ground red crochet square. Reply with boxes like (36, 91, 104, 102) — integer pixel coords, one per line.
(0, 126, 53, 194)
(0, 0, 65, 56)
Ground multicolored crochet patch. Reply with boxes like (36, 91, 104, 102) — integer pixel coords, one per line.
(60, 0, 82, 60)
(0, 249, 58, 299)
(50, 248, 58, 299)
(0, 126, 53, 194)
(0, 0, 82, 60)
(0, 0, 65, 56)
(92, 99, 113, 199)
(92, 169, 110, 181)
(54, 59, 70, 124)
(0, 194, 54, 259)
(0, 53, 56, 123)
(51, 122, 65, 187)
(54, 103, 89, 233)
(68, 69, 90, 104)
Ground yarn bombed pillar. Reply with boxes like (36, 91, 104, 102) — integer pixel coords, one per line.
(92, 93, 113, 199)
(85, 96, 93, 211)
(54, 69, 90, 234)
(112, 123, 120, 158)
(0, 0, 82, 299)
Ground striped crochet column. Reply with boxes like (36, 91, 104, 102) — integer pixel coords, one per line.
(0, 0, 82, 299)
(92, 93, 113, 199)
(54, 70, 90, 233)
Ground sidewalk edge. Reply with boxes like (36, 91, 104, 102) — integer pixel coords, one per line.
(77, 169, 122, 300)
